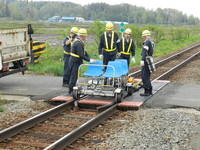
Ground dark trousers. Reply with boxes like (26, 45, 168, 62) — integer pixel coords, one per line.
(67, 61, 81, 92)
(103, 54, 116, 71)
(119, 55, 130, 67)
(141, 62, 152, 90)
(63, 54, 70, 84)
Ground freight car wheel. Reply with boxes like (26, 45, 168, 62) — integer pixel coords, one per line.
(73, 90, 80, 100)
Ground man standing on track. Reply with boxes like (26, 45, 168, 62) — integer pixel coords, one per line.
(67, 28, 96, 94)
(98, 22, 119, 70)
(117, 28, 136, 67)
(140, 30, 154, 96)
(62, 27, 79, 87)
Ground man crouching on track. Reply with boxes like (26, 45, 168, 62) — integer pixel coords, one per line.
(140, 30, 155, 96)
(66, 28, 96, 95)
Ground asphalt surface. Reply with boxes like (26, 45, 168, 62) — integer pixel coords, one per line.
(144, 83, 200, 109)
(0, 74, 68, 100)
(0, 74, 200, 109)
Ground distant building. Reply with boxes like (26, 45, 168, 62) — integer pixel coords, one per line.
(46, 16, 127, 25)
(60, 17, 76, 22)
(75, 17, 85, 22)
(100, 21, 129, 25)
(47, 16, 61, 22)
(46, 16, 85, 23)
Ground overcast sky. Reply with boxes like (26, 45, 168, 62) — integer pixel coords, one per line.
(32, 0, 200, 18)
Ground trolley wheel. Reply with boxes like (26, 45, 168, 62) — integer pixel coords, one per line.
(127, 87, 134, 96)
(115, 92, 123, 103)
(73, 90, 80, 100)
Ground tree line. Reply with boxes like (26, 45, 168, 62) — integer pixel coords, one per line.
(0, 0, 199, 25)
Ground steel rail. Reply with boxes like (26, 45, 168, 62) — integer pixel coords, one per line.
(1, 43, 200, 148)
(44, 104, 117, 150)
(0, 100, 74, 142)
(153, 49, 200, 81)
(44, 45, 200, 150)
(128, 42, 200, 77)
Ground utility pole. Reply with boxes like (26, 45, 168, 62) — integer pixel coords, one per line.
(27, 0, 30, 19)
(25, 0, 32, 19)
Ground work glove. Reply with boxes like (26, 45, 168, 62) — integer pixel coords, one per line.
(116, 53, 121, 58)
(140, 60, 144, 67)
(99, 54, 103, 59)
(131, 57, 136, 64)
(90, 59, 96, 63)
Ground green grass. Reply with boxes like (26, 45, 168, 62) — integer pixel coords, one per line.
(0, 98, 6, 112)
(28, 42, 99, 76)
(0, 19, 71, 29)
(28, 34, 200, 76)
(34, 28, 66, 35)
(3, 20, 195, 76)
(154, 35, 200, 57)
(128, 35, 200, 66)
(28, 45, 64, 76)
(0, 106, 4, 112)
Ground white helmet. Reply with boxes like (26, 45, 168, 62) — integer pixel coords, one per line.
(142, 30, 151, 36)
(124, 28, 132, 35)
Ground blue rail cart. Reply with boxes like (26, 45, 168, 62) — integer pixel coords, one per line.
(73, 59, 142, 102)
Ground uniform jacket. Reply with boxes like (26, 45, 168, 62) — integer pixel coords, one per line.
(98, 31, 119, 56)
(70, 38, 90, 64)
(117, 38, 135, 58)
(63, 36, 71, 54)
(141, 39, 154, 61)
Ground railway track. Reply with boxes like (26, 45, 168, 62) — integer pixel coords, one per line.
(0, 42, 200, 149)
(129, 42, 200, 80)
(0, 100, 116, 150)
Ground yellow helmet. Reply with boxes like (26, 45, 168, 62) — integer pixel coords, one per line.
(78, 28, 87, 36)
(124, 28, 132, 34)
(70, 27, 79, 34)
(106, 22, 114, 30)
(142, 30, 151, 37)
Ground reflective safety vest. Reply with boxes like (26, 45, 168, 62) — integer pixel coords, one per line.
(70, 39, 84, 58)
(104, 31, 116, 52)
(70, 52, 80, 58)
(64, 51, 71, 55)
(64, 36, 72, 55)
(120, 38, 133, 55)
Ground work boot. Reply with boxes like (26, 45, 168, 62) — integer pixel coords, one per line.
(140, 88, 150, 96)
(68, 88, 73, 95)
(149, 87, 153, 95)
(62, 83, 69, 87)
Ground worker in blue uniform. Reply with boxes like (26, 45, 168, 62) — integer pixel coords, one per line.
(67, 28, 96, 94)
(117, 28, 136, 67)
(98, 22, 119, 70)
(62, 27, 79, 87)
(140, 30, 154, 96)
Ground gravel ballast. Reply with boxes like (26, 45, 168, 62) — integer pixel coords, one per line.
(88, 108, 200, 150)
(0, 100, 52, 130)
